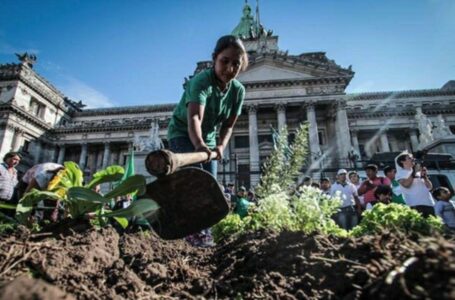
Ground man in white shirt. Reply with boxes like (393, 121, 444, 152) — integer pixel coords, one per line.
(330, 169, 362, 230)
(395, 152, 434, 217)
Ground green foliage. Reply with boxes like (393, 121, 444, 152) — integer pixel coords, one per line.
(86, 165, 124, 189)
(213, 186, 345, 242)
(15, 189, 61, 224)
(102, 199, 159, 220)
(103, 175, 146, 200)
(350, 203, 444, 237)
(255, 124, 309, 198)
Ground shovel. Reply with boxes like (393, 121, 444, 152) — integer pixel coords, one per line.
(142, 149, 229, 240)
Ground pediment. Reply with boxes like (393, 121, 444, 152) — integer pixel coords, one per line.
(237, 64, 314, 82)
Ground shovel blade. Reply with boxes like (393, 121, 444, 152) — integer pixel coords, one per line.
(144, 167, 229, 240)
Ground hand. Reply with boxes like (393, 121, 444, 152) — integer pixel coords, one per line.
(214, 145, 225, 160)
(195, 143, 212, 162)
(420, 167, 428, 179)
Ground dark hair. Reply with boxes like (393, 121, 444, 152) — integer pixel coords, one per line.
(212, 35, 249, 71)
(320, 177, 330, 183)
(396, 153, 410, 168)
(383, 165, 395, 176)
(432, 186, 451, 200)
(365, 164, 378, 172)
(374, 185, 393, 198)
(3, 151, 21, 163)
(311, 182, 320, 189)
(348, 171, 358, 179)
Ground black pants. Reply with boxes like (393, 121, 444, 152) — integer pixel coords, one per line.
(411, 205, 435, 218)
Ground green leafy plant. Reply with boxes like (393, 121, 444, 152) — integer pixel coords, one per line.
(350, 203, 443, 237)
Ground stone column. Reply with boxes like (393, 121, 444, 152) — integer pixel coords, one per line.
(11, 129, 22, 151)
(275, 103, 287, 131)
(102, 142, 111, 169)
(306, 103, 321, 162)
(350, 130, 361, 159)
(57, 145, 66, 164)
(409, 129, 420, 152)
(0, 126, 15, 159)
(380, 132, 391, 152)
(335, 100, 352, 166)
(248, 105, 260, 186)
(79, 143, 88, 169)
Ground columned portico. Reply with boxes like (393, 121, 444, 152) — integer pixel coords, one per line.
(79, 143, 88, 170)
(248, 104, 260, 186)
(350, 130, 361, 159)
(57, 145, 66, 164)
(102, 142, 110, 169)
(380, 132, 390, 152)
(306, 103, 321, 163)
(275, 103, 287, 130)
(335, 101, 352, 165)
(409, 129, 420, 151)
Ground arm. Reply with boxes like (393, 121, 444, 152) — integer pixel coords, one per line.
(357, 181, 369, 196)
(215, 115, 239, 160)
(398, 173, 414, 188)
(420, 167, 433, 190)
(187, 102, 211, 155)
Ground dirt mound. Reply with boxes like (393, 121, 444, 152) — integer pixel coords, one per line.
(0, 275, 75, 300)
(0, 224, 454, 299)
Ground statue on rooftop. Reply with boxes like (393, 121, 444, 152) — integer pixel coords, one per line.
(433, 114, 453, 139)
(415, 109, 434, 148)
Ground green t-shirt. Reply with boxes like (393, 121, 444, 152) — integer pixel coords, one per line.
(167, 68, 245, 148)
(391, 179, 406, 205)
(234, 197, 251, 219)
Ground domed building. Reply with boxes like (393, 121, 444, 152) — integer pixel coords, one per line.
(1, 2, 454, 188)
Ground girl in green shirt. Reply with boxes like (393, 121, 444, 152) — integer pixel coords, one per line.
(167, 35, 248, 246)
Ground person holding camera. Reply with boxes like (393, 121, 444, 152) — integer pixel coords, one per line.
(395, 151, 435, 217)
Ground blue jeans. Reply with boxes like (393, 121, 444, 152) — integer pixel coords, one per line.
(168, 137, 218, 178)
(333, 206, 358, 230)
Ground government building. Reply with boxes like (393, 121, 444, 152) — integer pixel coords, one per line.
(1, 2, 454, 188)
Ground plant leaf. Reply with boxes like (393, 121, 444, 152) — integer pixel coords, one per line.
(67, 187, 112, 204)
(63, 161, 83, 187)
(113, 217, 129, 229)
(15, 189, 61, 224)
(86, 165, 125, 189)
(103, 175, 146, 200)
(102, 199, 159, 218)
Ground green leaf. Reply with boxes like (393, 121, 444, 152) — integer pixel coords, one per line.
(102, 199, 159, 219)
(0, 202, 17, 210)
(103, 175, 146, 200)
(15, 189, 61, 224)
(86, 165, 125, 189)
(67, 187, 112, 204)
(63, 161, 83, 187)
(113, 217, 129, 229)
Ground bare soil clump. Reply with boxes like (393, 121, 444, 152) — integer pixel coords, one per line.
(0, 224, 454, 299)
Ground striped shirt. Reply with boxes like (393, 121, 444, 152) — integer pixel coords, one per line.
(0, 163, 18, 201)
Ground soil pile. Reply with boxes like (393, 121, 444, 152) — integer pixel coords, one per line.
(0, 224, 454, 299)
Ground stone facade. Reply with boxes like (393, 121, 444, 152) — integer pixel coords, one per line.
(1, 4, 455, 188)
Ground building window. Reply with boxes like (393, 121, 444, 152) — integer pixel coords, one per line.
(234, 136, 249, 148)
(318, 130, 326, 145)
(29, 98, 46, 118)
(258, 134, 273, 144)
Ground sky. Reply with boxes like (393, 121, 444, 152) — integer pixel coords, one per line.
(1, 0, 454, 108)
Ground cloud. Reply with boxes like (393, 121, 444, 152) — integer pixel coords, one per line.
(60, 76, 114, 109)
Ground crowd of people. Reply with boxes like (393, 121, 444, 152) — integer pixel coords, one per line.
(302, 151, 455, 231)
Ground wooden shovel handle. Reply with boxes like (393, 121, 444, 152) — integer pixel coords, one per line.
(145, 149, 218, 177)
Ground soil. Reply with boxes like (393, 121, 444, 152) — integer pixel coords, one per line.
(1, 223, 454, 299)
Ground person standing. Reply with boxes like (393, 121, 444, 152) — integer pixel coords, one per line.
(358, 164, 391, 206)
(0, 152, 21, 217)
(348, 171, 364, 209)
(383, 165, 406, 205)
(330, 169, 362, 230)
(395, 152, 434, 217)
(167, 35, 248, 247)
